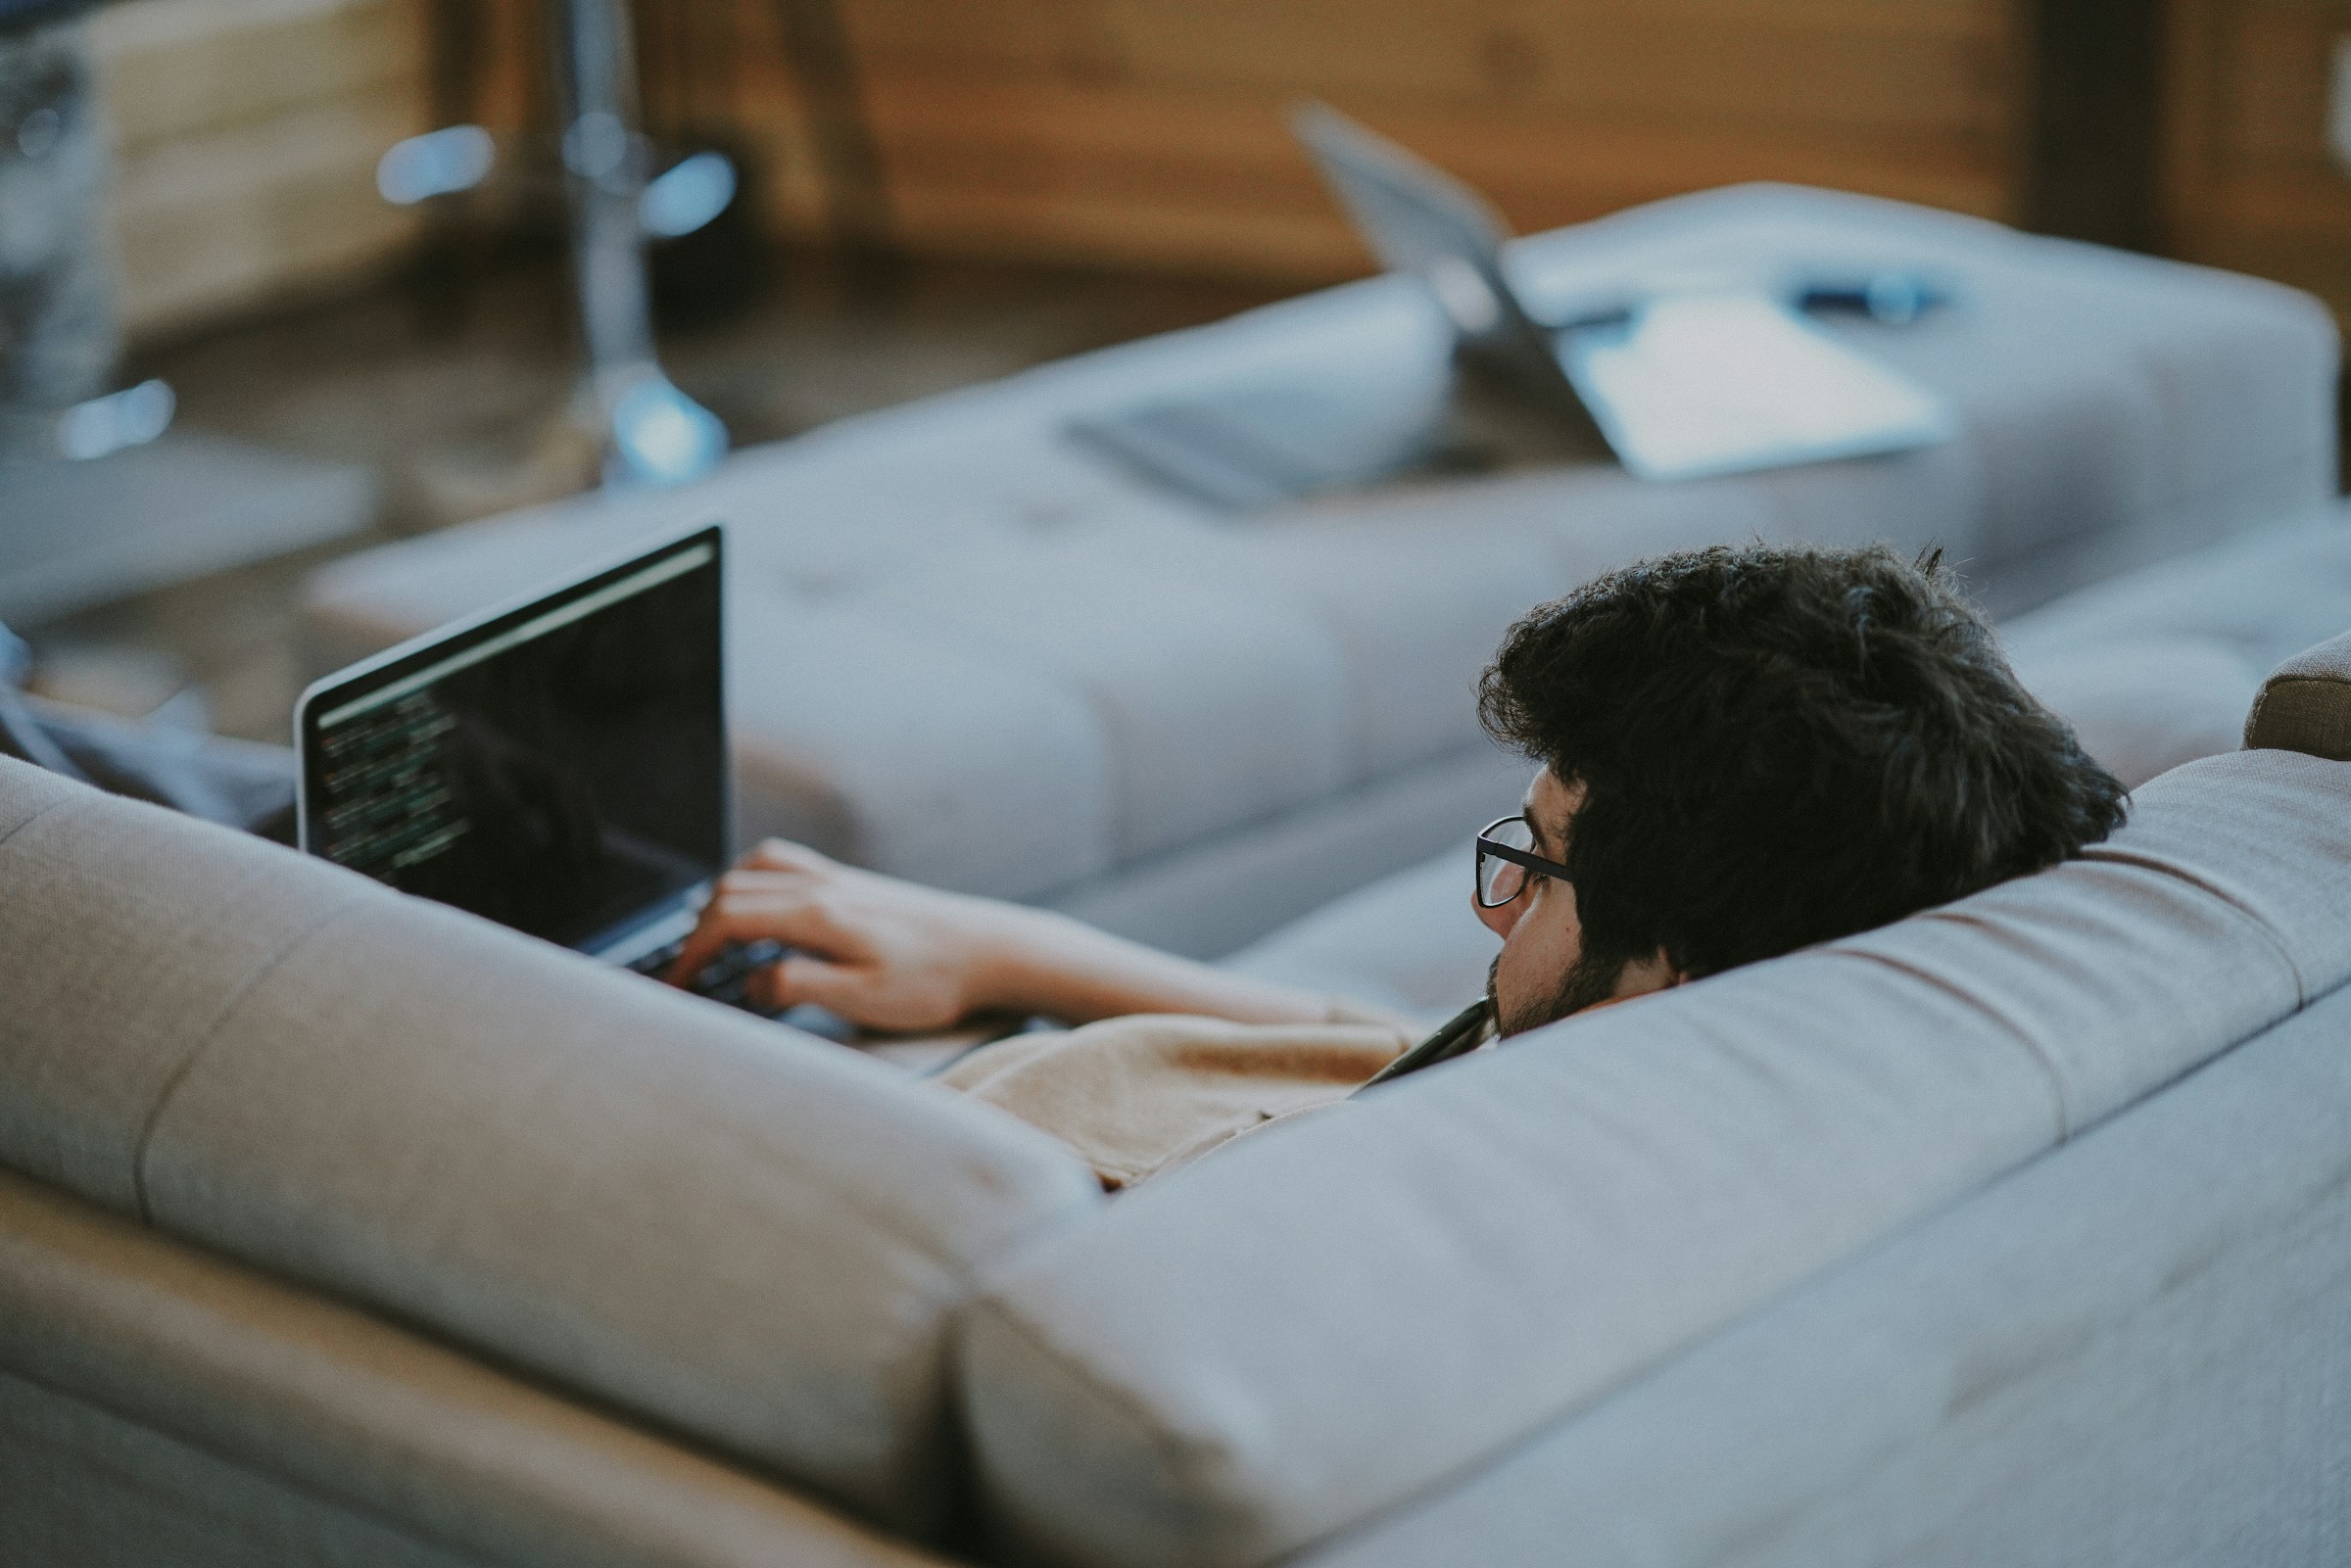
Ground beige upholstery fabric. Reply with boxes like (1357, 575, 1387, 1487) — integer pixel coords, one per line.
(1222, 843, 1499, 1023)
(2005, 636, 2263, 789)
(0, 752, 75, 835)
(1054, 743, 1526, 961)
(0, 758, 1103, 1535)
(1304, 975, 2351, 1568)
(1998, 506, 2351, 678)
(939, 1013, 1416, 1190)
(2246, 627, 2351, 760)
(959, 748, 2351, 1568)
(0, 759, 368, 1212)
(1233, 515, 2351, 1026)
(0, 1168, 940, 1568)
(3, 1370, 477, 1568)
(304, 186, 2337, 958)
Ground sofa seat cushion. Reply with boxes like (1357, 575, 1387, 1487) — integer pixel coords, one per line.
(2000, 504, 2351, 679)
(0, 758, 1102, 1536)
(958, 747, 2351, 1568)
(2003, 635, 2264, 789)
(302, 186, 2336, 940)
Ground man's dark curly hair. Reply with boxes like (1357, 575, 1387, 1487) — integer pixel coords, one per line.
(1478, 543, 2128, 982)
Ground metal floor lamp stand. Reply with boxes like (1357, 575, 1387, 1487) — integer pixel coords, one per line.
(550, 0, 727, 488)
(380, 0, 732, 493)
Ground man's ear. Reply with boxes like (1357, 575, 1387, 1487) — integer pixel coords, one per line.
(1611, 947, 1685, 1001)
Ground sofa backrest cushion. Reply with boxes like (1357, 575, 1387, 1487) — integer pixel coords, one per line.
(956, 746, 2351, 1568)
(0, 759, 1102, 1535)
(2246, 625, 2351, 759)
(1295, 970, 2351, 1568)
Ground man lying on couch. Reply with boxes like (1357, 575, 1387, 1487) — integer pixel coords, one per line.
(670, 543, 2129, 1187)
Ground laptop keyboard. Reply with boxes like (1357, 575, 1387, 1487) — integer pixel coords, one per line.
(627, 936, 787, 1016)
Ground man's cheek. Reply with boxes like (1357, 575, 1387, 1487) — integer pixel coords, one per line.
(1521, 898, 1582, 975)
(1495, 924, 1561, 1008)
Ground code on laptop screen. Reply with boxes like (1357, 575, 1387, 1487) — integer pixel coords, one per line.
(300, 530, 726, 951)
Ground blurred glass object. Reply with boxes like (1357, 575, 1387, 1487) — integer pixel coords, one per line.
(376, 124, 496, 204)
(553, 0, 726, 488)
(641, 149, 735, 238)
(15, 101, 57, 159)
(0, 8, 122, 461)
(561, 109, 631, 181)
(555, 0, 725, 487)
(370, 0, 733, 493)
(55, 377, 172, 460)
(609, 373, 725, 486)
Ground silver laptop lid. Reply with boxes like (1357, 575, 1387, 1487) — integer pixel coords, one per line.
(294, 522, 727, 955)
(1290, 100, 1572, 391)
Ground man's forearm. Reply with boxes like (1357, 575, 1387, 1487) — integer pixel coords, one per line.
(969, 905, 1345, 1026)
(672, 839, 1359, 1031)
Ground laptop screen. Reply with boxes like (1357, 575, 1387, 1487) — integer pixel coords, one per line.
(296, 525, 726, 952)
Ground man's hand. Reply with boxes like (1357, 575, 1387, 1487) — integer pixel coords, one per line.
(665, 840, 1028, 1032)
(667, 839, 1352, 1031)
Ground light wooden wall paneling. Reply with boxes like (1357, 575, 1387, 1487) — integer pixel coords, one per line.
(840, 0, 2006, 132)
(111, 87, 428, 333)
(2163, 0, 2351, 321)
(810, 0, 2020, 280)
(92, 0, 433, 338)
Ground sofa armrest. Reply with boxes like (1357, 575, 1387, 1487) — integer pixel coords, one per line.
(0, 1167, 943, 1568)
(2247, 628, 2351, 760)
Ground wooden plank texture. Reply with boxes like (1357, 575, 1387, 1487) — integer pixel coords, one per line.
(2164, 0, 2351, 320)
(111, 86, 429, 335)
(94, 0, 425, 152)
(77, 0, 2041, 323)
(807, 0, 2020, 278)
(91, 0, 432, 337)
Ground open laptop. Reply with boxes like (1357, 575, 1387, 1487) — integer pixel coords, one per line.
(294, 523, 771, 1006)
(1067, 103, 1955, 506)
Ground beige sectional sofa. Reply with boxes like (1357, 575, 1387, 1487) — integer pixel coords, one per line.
(300, 184, 2339, 960)
(5, 606, 2351, 1564)
(0, 750, 1088, 1565)
(1228, 499, 2351, 1021)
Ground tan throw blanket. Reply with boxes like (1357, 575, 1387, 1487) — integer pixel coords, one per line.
(937, 1008, 1423, 1190)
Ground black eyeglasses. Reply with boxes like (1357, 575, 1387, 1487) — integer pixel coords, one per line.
(1475, 815, 1573, 909)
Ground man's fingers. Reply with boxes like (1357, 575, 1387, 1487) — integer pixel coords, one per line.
(745, 838, 832, 874)
(712, 867, 818, 900)
(664, 910, 748, 987)
(664, 891, 857, 988)
(757, 951, 867, 1014)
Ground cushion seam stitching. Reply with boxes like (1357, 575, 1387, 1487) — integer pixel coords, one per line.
(127, 893, 373, 1226)
(2079, 845, 2314, 1005)
(1838, 948, 2073, 1139)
